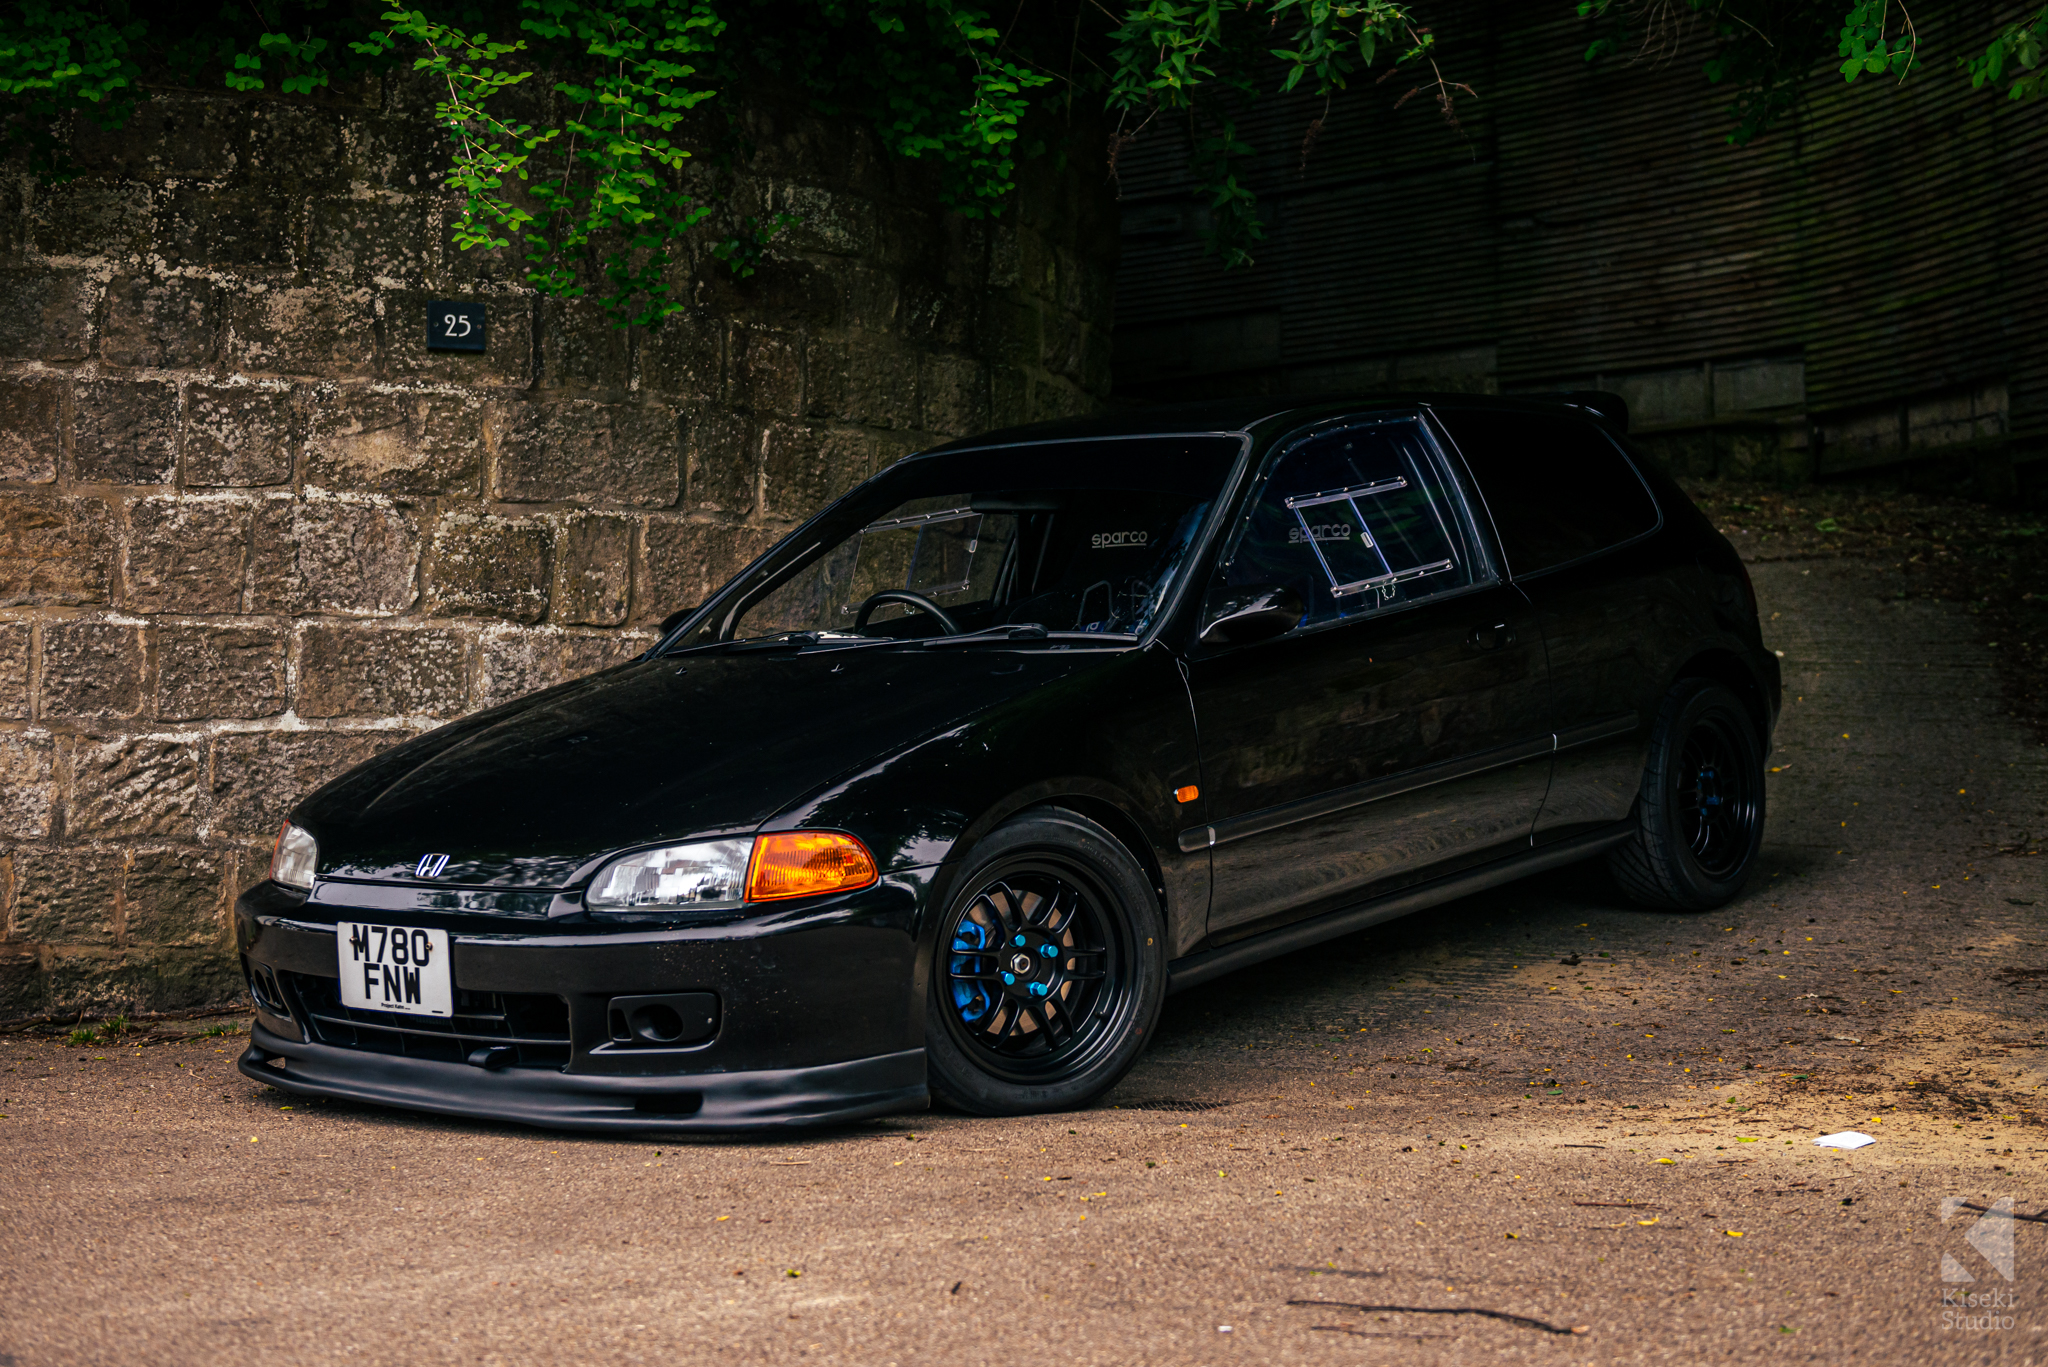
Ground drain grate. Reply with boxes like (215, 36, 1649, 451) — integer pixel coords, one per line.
(1108, 1097, 1234, 1112)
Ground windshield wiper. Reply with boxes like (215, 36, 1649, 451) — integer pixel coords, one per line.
(658, 632, 816, 658)
(668, 631, 926, 658)
(921, 623, 1049, 647)
(727, 631, 822, 653)
(668, 623, 1127, 657)
(921, 624, 1139, 648)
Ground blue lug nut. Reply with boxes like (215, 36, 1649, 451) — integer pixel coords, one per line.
(1002, 972, 1015, 985)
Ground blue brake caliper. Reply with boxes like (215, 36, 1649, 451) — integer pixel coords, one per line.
(950, 918, 994, 1024)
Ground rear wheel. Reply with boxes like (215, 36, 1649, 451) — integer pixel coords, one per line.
(925, 809, 1165, 1116)
(1608, 678, 1766, 911)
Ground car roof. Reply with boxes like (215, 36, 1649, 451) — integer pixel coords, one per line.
(917, 391, 1629, 456)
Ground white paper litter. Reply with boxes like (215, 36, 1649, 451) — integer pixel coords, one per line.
(1813, 1131, 1876, 1150)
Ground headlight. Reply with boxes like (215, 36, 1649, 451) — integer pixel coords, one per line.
(270, 822, 318, 890)
(587, 839, 753, 912)
(586, 832, 879, 914)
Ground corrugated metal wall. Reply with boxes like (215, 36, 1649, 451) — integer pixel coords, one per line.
(1111, 0, 2047, 479)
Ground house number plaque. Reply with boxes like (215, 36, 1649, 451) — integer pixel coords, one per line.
(427, 301, 486, 352)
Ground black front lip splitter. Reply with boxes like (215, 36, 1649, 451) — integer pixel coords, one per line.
(239, 1023, 927, 1134)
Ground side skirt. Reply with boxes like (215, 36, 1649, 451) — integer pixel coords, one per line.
(1165, 820, 1635, 995)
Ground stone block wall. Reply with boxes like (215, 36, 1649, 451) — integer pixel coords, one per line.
(0, 77, 1117, 1019)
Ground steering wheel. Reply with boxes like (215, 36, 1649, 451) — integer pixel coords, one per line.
(853, 590, 963, 636)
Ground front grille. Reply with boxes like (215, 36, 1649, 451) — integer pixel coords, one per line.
(281, 972, 571, 1069)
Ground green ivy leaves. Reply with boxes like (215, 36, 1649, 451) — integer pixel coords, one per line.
(1836, 1, 1915, 83)
(353, 0, 722, 328)
(1107, 1, 1232, 113)
(1962, 8, 2047, 102)
(226, 31, 333, 95)
(0, 1, 146, 174)
(4, 0, 2039, 320)
(1104, 0, 1445, 267)
(0, 0, 1075, 322)
(352, 14, 548, 254)
(708, 210, 800, 278)
(519, 0, 724, 325)
(1271, 0, 1432, 96)
(1578, 2, 2044, 147)
(1193, 119, 1261, 269)
(0, 2, 143, 110)
(863, 0, 1053, 218)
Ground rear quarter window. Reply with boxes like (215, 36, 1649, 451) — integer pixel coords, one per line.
(1433, 408, 1661, 578)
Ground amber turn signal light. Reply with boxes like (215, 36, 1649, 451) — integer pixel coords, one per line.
(1174, 785, 1200, 804)
(745, 831, 879, 902)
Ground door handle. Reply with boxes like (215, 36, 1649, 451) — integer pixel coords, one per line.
(1468, 622, 1515, 651)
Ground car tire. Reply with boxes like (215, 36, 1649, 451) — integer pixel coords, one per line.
(925, 808, 1166, 1116)
(1607, 678, 1766, 912)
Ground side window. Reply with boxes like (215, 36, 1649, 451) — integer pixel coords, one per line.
(1434, 409, 1661, 578)
(1218, 415, 1492, 631)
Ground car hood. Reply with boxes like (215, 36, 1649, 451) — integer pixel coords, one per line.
(295, 644, 1108, 888)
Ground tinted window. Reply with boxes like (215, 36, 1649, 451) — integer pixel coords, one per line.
(1218, 416, 1490, 631)
(1434, 409, 1661, 577)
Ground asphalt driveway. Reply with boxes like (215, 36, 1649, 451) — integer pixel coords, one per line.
(3, 554, 2045, 1366)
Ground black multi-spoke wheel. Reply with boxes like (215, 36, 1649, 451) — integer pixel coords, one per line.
(944, 870, 1120, 1074)
(926, 809, 1165, 1115)
(1675, 710, 1758, 879)
(1609, 678, 1766, 911)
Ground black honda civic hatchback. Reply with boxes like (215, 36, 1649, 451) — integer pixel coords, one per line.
(237, 395, 1779, 1130)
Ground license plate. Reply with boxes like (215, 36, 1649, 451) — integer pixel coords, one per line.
(338, 922, 453, 1018)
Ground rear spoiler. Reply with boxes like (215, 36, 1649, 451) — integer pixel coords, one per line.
(1554, 390, 1630, 434)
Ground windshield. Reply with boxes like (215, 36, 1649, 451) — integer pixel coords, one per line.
(695, 436, 1242, 645)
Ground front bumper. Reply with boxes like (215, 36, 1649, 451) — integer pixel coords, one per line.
(234, 873, 933, 1133)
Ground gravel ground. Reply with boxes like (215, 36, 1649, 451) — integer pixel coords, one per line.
(3, 555, 2045, 1366)
(1683, 479, 2048, 742)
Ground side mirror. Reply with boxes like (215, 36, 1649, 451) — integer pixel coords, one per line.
(657, 605, 698, 636)
(1198, 585, 1305, 648)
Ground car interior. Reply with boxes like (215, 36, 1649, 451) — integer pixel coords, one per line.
(733, 487, 1216, 640)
